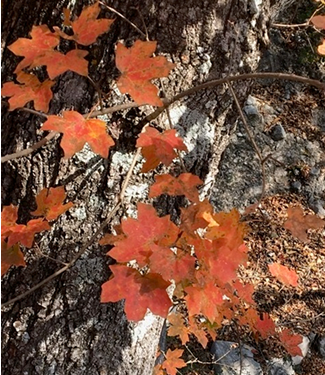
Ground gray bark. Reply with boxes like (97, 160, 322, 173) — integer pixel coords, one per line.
(1, 1, 271, 374)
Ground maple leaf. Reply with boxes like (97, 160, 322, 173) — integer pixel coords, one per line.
(42, 110, 115, 158)
(2, 72, 54, 112)
(33, 49, 89, 79)
(311, 15, 325, 29)
(54, 2, 114, 46)
(149, 173, 202, 203)
(232, 280, 255, 305)
(188, 315, 210, 348)
(1, 240, 26, 276)
(162, 349, 186, 375)
(108, 203, 179, 267)
(180, 199, 216, 236)
(8, 25, 60, 72)
(115, 40, 175, 106)
(279, 329, 303, 357)
(185, 280, 224, 322)
(31, 186, 73, 221)
(1, 205, 19, 239)
(7, 218, 50, 248)
(167, 313, 190, 345)
(149, 248, 195, 283)
(255, 313, 276, 339)
(101, 264, 171, 321)
(205, 209, 246, 250)
(136, 127, 187, 172)
(317, 38, 325, 55)
(268, 263, 299, 287)
(283, 206, 324, 242)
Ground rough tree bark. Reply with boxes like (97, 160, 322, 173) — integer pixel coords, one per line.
(2, 0, 271, 374)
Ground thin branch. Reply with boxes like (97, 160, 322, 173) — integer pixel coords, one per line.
(271, 22, 309, 28)
(1, 132, 59, 163)
(227, 79, 266, 200)
(2, 72, 324, 164)
(99, 2, 147, 39)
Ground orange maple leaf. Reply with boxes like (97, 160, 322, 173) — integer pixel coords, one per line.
(31, 186, 73, 221)
(8, 25, 60, 73)
(283, 206, 324, 242)
(136, 127, 187, 172)
(185, 280, 224, 322)
(1, 205, 50, 248)
(1, 240, 26, 276)
(2, 72, 54, 112)
(54, 2, 114, 46)
(167, 313, 190, 345)
(115, 40, 175, 106)
(279, 329, 303, 357)
(42, 111, 115, 158)
(311, 15, 325, 29)
(149, 173, 202, 203)
(317, 38, 325, 55)
(162, 349, 186, 375)
(101, 264, 171, 321)
(205, 209, 246, 249)
(108, 203, 179, 267)
(34, 49, 89, 79)
(268, 263, 299, 287)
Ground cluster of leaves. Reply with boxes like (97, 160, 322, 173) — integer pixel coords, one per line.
(2, 3, 325, 375)
(1, 187, 72, 275)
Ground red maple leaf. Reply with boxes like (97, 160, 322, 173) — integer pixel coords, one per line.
(268, 263, 299, 287)
(255, 313, 276, 339)
(2, 72, 54, 112)
(108, 203, 179, 267)
(136, 127, 187, 172)
(54, 2, 114, 46)
(283, 206, 324, 242)
(8, 25, 60, 73)
(31, 186, 73, 221)
(279, 329, 303, 357)
(34, 49, 89, 79)
(162, 349, 186, 375)
(188, 315, 210, 348)
(101, 264, 171, 321)
(232, 280, 255, 305)
(115, 40, 175, 106)
(149, 248, 195, 283)
(167, 313, 190, 345)
(1, 240, 26, 276)
(42, 110, 115, 158)
(149, 173, 202, 203)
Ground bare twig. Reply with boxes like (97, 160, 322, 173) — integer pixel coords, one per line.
(99, 2, 147, 39)
(226, 80, 266, 200)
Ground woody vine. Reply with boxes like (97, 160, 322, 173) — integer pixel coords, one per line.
(1, 2, 325, 374)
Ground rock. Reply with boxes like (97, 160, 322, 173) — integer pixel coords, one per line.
(270, 124, 286, 141)
(318, 336, 325, 358)
(267, 358, 295, 375)
(210, 341, 263, 375)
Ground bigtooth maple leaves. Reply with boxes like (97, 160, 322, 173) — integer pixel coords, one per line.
(42, 111, 115, 158)
(1, 186, 72, 275)
(116, 40, 175, 106)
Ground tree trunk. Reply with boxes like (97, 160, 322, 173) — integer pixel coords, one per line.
(1, 1, 270, 374)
